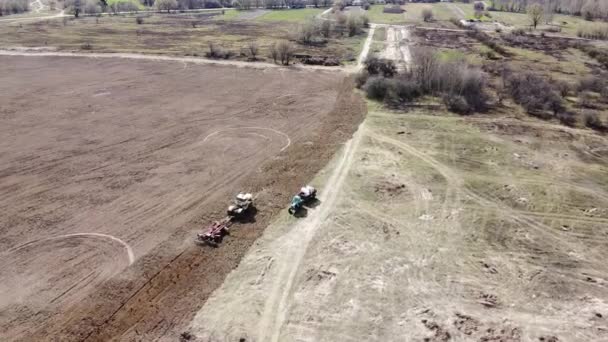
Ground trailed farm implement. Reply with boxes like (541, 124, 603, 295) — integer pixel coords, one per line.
(196, 193, 253, 247)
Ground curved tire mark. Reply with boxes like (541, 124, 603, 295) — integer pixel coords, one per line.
(203, 126, 291, 152)
(9, 233, 135, 265)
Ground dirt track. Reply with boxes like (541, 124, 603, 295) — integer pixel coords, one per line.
(0, 56, 365, 341)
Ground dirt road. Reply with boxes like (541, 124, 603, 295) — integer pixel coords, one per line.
(382, 25, 412, 71)
(0, 55, 365, 341)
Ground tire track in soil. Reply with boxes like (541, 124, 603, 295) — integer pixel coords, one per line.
(366, 131, 606, 263)
(16, 74, 366, 342)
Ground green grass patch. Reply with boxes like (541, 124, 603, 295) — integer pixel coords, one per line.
(256, 8, 323, 22)
(213, 9, 240, 21)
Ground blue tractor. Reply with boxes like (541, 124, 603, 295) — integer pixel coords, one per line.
(288, 185, 317, 215)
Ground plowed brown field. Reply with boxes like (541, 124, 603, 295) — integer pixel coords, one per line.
(0, 56, 365, 341)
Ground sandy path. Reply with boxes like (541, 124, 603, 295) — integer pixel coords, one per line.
(356, 24, 376, 71)
(0, 47, 375, 73)
(382, 25, 412, 71)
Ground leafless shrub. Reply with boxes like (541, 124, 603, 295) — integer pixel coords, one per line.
(319, 19, 332, 38)
(584, 112, 606, 131)
(276, 40, 294, 65)
(269, 42, 278, 63)
(443, 94, 472, 115)
(557, 111, 577, 127)
(347, 14, 361, 36)
(506, 73, 564, 119)
(206, 42, 233, 59)
(247, 41, 259, 60)
(555, 80, 572, 97)
(297, 20, 320, 45)
(364, 56, 397, 77)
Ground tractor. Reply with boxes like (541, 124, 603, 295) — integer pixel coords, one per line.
(288, 185, 317, 215)
(196, 192, 253, 247)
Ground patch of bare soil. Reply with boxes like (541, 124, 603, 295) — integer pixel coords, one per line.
(0, 56, 365, 341)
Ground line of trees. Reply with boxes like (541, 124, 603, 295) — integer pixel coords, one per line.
(486, 0, 608, 21)
(0, 0, 29, 16)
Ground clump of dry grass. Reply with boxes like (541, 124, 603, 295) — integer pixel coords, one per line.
(577, 22, 608, 40)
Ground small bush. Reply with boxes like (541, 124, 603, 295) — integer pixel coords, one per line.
(578, 91, 597, 109)
(584, 112, 606, 131)
(276, 40, 294, 65)
(364, 56, 397, 77)
(449, 17, 461, 27)
(386, 77, 422, 105)
(578, 45, 608, 69)
(84, 0, 101, 14)
(443, 94, 471, 115)
(355, 70, 369, 89)
(555, 80, 572, 97)
(364, 77, 391, 101)
(247, 41, 258, 60)
(269, 43, 278, 63)
(512, 27, 527, 36)
(320, 19, 332, 38)
(206, 42, 233, 59)
(557, 111, 577, 127)
(422, 7, 433, 22)
(136, 16, 144, 24)
(297, 20, 318, 45)
(360, 14, 369, 28)
(601, 87, 608, 103)
(579, 76, 606, 93)
(81, 42, 93, 50)
(347, 14, 361, 36)
(507, 73, 564, 118)
(481, 50, 498, 60)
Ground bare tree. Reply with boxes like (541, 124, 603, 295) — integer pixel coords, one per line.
(527, 3, 543, 29)
(156, 0, 177, 12)
(411, 47, 439, 93)
(74, 0, 81, 17)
